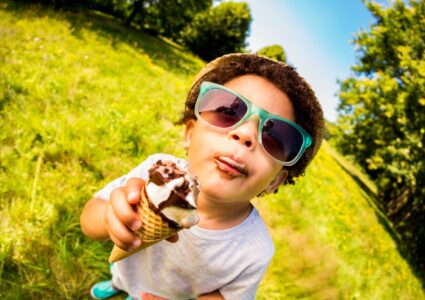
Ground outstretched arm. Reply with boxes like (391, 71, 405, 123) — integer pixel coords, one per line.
(80, 178, 178, 249)
(80, 178, 146, 250)
(80, 197, 109, 241)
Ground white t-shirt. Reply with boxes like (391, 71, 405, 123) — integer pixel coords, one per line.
(94, 154, 275, 300)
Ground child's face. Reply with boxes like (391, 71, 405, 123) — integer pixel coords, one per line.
(184, 75, 294, 204)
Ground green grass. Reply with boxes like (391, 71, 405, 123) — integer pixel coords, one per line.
(0, 2, 424, 299)
(255, 141, 423, 299)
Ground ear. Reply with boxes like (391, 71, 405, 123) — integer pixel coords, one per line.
(264, 168, 288, 194)
(183, 120, 196, 150)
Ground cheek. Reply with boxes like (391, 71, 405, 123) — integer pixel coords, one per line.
(187, 124, 222, 159)
(255, 175, 275, 193)
(186, 129, 212, 174)
(254, 162, 282, 189)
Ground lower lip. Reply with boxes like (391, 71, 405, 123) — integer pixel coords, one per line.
(215, 159, 244, 177)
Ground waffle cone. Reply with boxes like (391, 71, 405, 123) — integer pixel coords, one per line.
(109, 185, 180, 263)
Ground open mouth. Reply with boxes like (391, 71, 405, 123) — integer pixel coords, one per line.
(215, 156, 248, 177)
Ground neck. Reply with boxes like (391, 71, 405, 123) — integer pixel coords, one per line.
(195, 192, 253, 230)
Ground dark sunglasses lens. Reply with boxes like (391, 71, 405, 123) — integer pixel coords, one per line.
(198, 89, 247, 128)
(262, 119, 303, 162)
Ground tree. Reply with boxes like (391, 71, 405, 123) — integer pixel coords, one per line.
(180, 1, 252, 61)
(145, 0, 212, 40)
(15, 0, 212, 42)
(126, 0, 144, 26)
(257, 44, 286, 63)
(126, 0, 212, 40)
(336, 0, 425, 273)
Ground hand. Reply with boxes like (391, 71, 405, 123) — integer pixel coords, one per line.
(105, 177, 179, 250)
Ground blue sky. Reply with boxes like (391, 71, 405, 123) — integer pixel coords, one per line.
(229, 0, 380, 122)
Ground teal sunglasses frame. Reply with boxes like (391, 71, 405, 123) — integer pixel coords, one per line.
(195, 81, 313, 166)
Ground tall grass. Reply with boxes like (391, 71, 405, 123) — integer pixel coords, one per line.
(0, 2, 424, 299)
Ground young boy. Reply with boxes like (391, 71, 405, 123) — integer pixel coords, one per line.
(80, 53, 324, 300)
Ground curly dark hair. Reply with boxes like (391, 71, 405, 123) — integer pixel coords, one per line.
(176, 53, 324, 186)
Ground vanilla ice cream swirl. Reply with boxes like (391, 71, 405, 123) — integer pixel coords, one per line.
(145, 160, 199, 228)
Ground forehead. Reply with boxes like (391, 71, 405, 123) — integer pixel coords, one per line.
(223, 75, 295, 121)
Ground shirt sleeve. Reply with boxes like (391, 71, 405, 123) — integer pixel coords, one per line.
(93, 153, 186, 201)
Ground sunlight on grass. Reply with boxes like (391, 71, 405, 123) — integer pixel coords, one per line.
(0, 2, 424, 299)
(254, 141, 423, 299)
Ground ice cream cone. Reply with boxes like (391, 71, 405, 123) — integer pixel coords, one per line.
(109, 185, 180, 263)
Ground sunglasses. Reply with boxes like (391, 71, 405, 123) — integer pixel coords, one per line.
(195, 81, 312, 166)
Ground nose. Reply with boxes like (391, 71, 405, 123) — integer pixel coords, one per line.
(227, 117, 259, 149)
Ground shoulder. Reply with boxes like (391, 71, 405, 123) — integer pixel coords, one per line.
(145, 153, 188, 167)
(126, 153, 188, 180)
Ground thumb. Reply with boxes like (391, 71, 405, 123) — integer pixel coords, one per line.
(125, 177, 146, 205)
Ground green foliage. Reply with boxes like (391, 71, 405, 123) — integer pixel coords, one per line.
(336, 0, 425, 273)
(0, 2, 424, 299)
(139, 0, 212, 41)
(324, 120, 339, 141)
(180, 1, 252, 61)
(257, 44, 286, 63)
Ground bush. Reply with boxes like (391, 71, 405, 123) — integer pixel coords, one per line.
(140, 0, 212, 41)
(180, 1, 252, 61)
(257, 44, 286, 63)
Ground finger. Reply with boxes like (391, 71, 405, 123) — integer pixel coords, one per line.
(109, 229, 141, 251)
(165, 234, 179, 243)
(110, 188, 141, 231)
(106, 204, 141, 250)
(125, 177, 146, 205)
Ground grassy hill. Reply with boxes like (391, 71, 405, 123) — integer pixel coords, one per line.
(0, 2, 424, 299)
